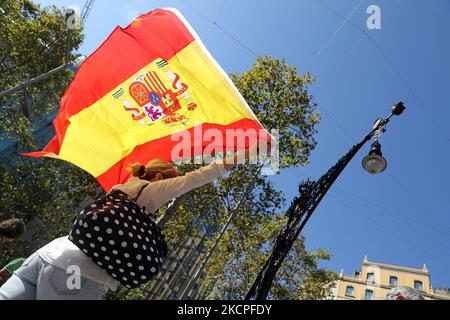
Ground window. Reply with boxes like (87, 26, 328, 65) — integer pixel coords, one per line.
(367, 272, 375, 282)
(345, 286, 355, 297)
(414, 280, 423, 290)
(365, 289, 374, 300)
(389, 276, 398, 286)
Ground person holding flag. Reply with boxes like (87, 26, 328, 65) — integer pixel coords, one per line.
(0, 148, 257, 300)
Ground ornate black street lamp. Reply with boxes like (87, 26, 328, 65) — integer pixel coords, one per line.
(245, 102, 406, 300)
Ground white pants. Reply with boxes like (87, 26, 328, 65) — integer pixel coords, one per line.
(0, 252, 105, 300)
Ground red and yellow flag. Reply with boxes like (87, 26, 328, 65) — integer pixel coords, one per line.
(24, 8, 271, 191)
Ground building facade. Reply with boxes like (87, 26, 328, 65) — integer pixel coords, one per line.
(333, 256, 450, 300)
(141, 232, 208, 300)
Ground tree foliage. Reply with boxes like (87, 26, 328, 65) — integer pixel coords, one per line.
(0, 0, 98, 265)
(1, 0, 84, 147)
(231, 56, 319, 168)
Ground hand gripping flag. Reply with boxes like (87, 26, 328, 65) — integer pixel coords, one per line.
(23, 8, 272, 191)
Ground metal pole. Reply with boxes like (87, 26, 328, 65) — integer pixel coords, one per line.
(0, 8, 75, 100)
(65, 28, 72, 64)
(0, 63, 70, 99)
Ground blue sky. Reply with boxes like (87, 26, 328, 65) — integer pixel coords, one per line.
(35, 0, 450, 288)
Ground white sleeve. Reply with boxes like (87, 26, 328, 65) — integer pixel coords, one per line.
(136, 161, 227, 212)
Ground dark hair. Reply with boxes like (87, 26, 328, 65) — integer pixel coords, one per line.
(0, 218, 26, 239)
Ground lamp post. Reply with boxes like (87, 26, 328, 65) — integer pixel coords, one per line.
(245, 102, 405, 300)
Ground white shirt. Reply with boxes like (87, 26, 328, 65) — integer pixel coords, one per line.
(37, 161, 227, 291)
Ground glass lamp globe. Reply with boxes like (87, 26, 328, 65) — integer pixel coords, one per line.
(362, 142, 387, 174)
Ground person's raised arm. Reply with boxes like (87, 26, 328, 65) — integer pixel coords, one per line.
(136, 145, 257, 212)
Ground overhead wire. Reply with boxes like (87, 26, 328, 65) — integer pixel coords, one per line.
(290, 166, 450, 263)
(213, 0, 227, 24)
(350, 0, 402, 52)
(334, 185, 450, 239)
(311, 0, 450, 239)
(333, 189, 450, 249)
(328, 192, 450, 270)
(314, 0, 450, 144)
(317, 0, 365, 54)
(177, 0, 364, 148)
(177, 0, 258, 57)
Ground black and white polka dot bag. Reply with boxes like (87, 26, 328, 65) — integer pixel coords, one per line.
(68, 185, 168, 289)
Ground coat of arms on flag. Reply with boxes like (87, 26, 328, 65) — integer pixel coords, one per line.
(117, 58, 197, 127)
(23, 8, 272, 191)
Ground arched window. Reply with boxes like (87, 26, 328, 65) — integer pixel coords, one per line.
(365, 289, 374, 300)
(389, 276, 398, 286)
(345, 286, 355, 297)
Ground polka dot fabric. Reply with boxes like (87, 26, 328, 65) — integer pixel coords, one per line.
(69, 189, 168, 289)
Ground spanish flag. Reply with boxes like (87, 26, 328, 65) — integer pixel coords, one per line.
(24, 8, 271, 191)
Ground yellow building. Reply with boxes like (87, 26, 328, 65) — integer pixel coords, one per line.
(333, 256, 450, 300)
